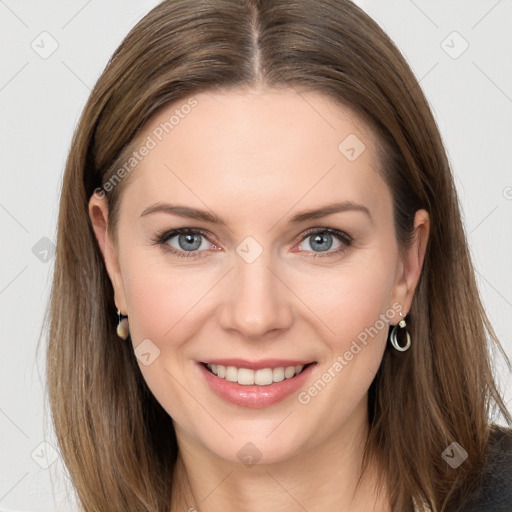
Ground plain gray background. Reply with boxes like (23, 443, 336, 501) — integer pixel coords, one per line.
(1, 1, 511, 510)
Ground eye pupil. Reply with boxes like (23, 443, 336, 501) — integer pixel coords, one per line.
(310, 232, 332, 252)
(179, 233, 202, 251)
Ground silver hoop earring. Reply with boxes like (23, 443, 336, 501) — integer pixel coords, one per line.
(390, 312, 411, 352)
(117, 309, 130, 340)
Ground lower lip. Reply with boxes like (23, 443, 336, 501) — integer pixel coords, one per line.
(197, 363, 316, 408)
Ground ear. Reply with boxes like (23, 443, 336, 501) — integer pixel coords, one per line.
(88, 191, 128, 315)
(389, 209, 430, 321)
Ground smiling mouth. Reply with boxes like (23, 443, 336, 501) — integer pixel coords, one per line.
(201, 362, 315, 386)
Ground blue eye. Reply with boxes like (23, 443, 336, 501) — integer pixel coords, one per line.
(156, 228, 214, 258)
(154, 227, 352, 259)
(298, 228, 352, 257)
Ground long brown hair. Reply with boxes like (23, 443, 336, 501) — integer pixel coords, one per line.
(47, 0, 511, 510)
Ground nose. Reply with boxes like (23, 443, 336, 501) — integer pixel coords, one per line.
(217, 248, 294, 340)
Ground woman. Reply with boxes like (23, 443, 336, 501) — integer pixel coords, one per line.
(47, 0, 512, 510)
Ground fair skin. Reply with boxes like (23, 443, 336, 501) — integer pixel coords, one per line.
(89, 88, 429, 512)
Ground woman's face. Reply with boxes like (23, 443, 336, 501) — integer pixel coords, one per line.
(90, 88, 428, 465)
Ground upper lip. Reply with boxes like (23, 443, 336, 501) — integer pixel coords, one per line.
(200, 358, 315, 370)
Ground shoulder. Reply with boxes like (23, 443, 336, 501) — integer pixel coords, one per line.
(460, 425, 512, 511)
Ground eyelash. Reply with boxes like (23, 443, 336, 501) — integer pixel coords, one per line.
(153, 227, 353, 260)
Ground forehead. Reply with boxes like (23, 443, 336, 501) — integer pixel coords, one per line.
(121, 88, 391, 223)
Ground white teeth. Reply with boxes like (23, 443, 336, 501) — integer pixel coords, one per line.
(284, 366, 296, 379)
(255, 368, 273, 386)
(205, 363, 307, 386)
(225, 366, 238, 382)
(237, 368, 255, 385)
(272, 367, 285, 382)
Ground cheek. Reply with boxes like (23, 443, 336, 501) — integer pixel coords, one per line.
(290, 266, 395, 440)
(118, 251, 216, 421)
(119, 247, 217, 344)
(290, 250, 397, 408)
(293, 254, 397, 349)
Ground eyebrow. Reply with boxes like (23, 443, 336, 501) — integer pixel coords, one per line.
(140, 200, 372, 225)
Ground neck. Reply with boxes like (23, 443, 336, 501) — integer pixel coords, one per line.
(170, 402, 391, 512)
